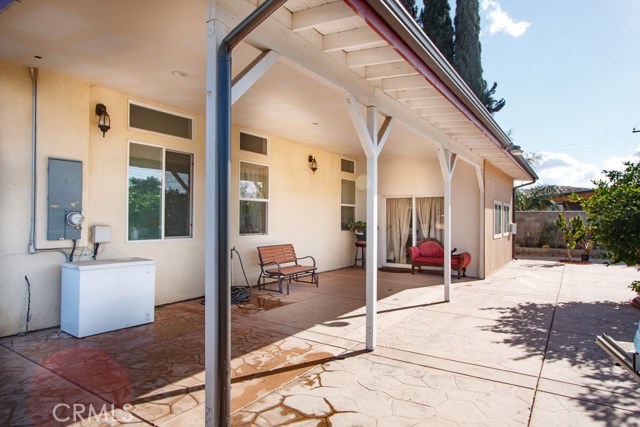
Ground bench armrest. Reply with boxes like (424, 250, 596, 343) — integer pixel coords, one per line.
(296, 255, 316, 267)
(408, 246, 419, 262)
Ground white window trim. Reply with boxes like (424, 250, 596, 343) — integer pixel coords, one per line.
(126, 140, 194, 242)
(493, 200, 503, 239)
(502, 202, 511, 237)
(239, 160, 270, 236)
(239, 130, 270, 156)
(341, 178, 356, 231)
(127, 99, 195, 141)
(340, 157, 356, 174)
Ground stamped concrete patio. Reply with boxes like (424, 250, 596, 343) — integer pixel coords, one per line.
(1, 259, 639, 426)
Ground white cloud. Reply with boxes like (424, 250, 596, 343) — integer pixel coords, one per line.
(534, 148, 640, 187)
(601, 145, 640, 171)
(481, 0, 530, 37)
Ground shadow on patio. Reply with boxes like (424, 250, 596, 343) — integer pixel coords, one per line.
(0, 267, 455, 426)
(481, 299, 640, 426)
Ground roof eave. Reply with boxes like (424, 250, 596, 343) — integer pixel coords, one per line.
(346, 0, 537, 182)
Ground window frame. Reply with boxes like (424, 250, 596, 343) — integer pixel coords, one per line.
(493, 200, 503, 239)
(502, 202, 511, 237)
(341, 178, 356, 231)
(126, 140, 194, 242)
(128, 100, 195, 141)
(239, 160, 270, 236)
(340, 158, 356, 174)
(239, 130, 269, 156)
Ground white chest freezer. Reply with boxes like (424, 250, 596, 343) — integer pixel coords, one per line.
(60, 257, 155, 338)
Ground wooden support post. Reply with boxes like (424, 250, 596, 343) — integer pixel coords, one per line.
(344, 93, 393, 351)
(438, 147, 457, 302)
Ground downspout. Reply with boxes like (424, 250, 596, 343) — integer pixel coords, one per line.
(29, 67, 38, 254)
(215, 0, 286, 424)
(512, 179, 536, 260)
(28, 67, 69, 262)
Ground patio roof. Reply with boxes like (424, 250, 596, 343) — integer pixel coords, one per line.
(0, 0, 535, 180)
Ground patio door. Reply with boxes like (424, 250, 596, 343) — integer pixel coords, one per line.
(385, 196, 444, 266)
(386, 197, 412, 265)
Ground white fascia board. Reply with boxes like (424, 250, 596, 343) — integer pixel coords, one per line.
(217, 0, 483, 168)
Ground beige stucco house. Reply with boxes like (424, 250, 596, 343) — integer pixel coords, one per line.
(0, 0, 536, 421)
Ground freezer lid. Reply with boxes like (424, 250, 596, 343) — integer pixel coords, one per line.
(61, 257, 155, 270)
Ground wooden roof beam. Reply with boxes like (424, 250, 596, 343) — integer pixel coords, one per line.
(292, 2, 355, 32)
(323, 27, 384, 52)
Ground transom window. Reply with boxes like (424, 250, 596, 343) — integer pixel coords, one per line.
(129, 101, 194, 140)
(341, 158, 355, 174)
(128, 142, 193, 241)
(240, 132, 268, 155)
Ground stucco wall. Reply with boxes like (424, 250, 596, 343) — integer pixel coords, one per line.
(377, 155, 481, 277)
(0, 62, 207, 337)
(452, 160, 481, 277)
(0, 62, 364, 336)
(229, 125, 363, 285)
(484, 161, 514, 275)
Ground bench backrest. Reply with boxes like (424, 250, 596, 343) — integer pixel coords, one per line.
(257, 244, 298, 265)
(418, 239, 444, 257)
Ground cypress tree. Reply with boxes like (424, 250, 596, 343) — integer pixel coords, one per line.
(420, 0, 454, 65)
(399, 0, 419, 21)
(481, 80, 506, 114)
(453, 0, 484, 100)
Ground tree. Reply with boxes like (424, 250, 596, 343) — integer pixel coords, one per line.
(481, 80, 505, 114)
(515, 184, 561, 211)
(128, 176, 162, 240)
(399, 0, 419, 21)
(453, 0, 484, 99)
(453, 0, 506, 115)
(421, 0, 454, 65)
(555, 214, 587, 261)
(578, 162, 640, 268)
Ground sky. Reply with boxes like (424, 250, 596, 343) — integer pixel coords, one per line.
(418, 0, 640, 187)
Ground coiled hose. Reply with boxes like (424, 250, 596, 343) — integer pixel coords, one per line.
(230, 247, 251, 304)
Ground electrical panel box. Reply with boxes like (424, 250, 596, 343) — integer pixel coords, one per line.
(91, 225, 112, 243)
(47, 158, 83, 240)
(510, 223, 518, 235)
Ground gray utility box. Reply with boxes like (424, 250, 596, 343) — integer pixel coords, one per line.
(47, 158, 82, 240)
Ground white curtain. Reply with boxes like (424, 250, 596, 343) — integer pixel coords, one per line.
(386, 198, 412, 264)
(416, 197, 444, 242)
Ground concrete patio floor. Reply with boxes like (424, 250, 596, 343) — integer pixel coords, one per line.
(1, 259, 639, 426)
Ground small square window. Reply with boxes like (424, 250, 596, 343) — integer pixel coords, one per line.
(341, 158, 355, 174)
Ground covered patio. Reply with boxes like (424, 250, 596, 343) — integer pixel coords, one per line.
(2, 260, 639, 426)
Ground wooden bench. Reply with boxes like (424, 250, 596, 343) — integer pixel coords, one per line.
(256, 244, 318, 295)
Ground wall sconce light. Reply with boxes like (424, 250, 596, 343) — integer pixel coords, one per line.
(308, 155, 318, 174)
(95, 103, 111, 137)
(508, 144, 524, 156)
